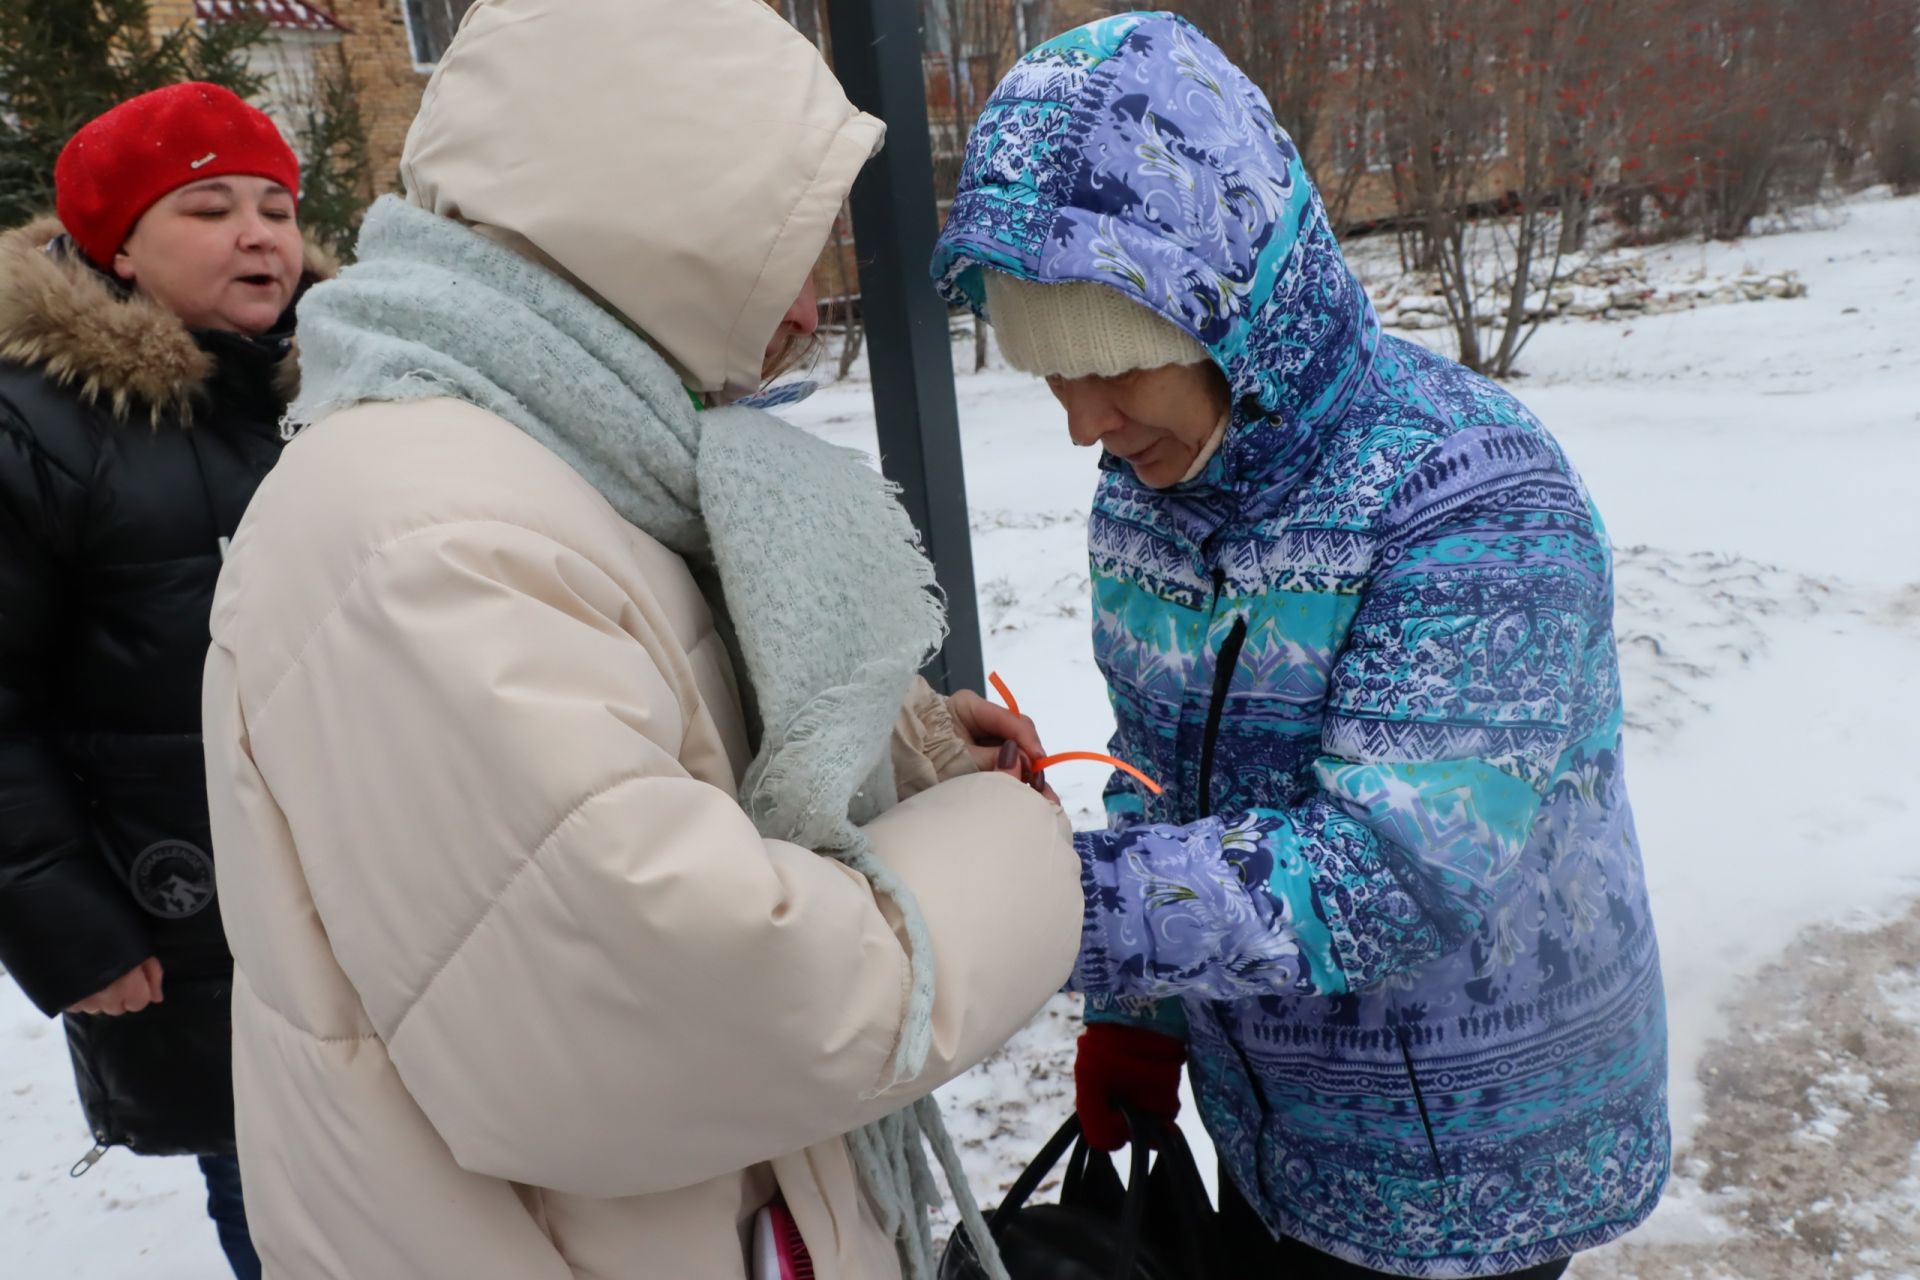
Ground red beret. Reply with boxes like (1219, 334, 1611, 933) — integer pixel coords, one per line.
(55, 82, 300, 267)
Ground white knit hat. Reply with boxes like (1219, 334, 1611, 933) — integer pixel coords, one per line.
(984, 273, 1209, 378)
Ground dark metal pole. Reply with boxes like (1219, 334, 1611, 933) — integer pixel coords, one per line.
(824, 0, 984, 697)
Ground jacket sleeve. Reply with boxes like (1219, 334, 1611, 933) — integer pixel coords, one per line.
(1076, 725, 1190, 1038)
(1070, 443, 1614, 1003)
(234, 520, 1082, 1199)
(0, 394, 152, 1015)
(889, 675, 978, 799)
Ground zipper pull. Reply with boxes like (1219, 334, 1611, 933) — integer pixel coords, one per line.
(70, 1139, 109, 1178)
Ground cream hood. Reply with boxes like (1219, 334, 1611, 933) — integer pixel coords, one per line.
(399, 0, 882, 398)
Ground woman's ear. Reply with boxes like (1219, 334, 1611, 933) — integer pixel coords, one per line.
(111, 247, 137, 284)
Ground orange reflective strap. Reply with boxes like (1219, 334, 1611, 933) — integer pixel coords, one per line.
(987, 671, 1021, 718)
(985, 672, 1165, 796)
(1029, 750, 1165, 796)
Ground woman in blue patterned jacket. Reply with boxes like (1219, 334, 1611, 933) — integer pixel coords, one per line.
(931, 14, 1669, 1279)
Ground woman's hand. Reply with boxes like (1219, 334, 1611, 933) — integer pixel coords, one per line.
(66, 956, 164, 1016)
(949, 689, 1059, 801)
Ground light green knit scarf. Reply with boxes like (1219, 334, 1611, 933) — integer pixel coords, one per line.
(290, 197, 1004, 1280)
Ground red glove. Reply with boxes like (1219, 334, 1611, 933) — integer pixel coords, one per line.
(1074, 1022, 1187, 1152)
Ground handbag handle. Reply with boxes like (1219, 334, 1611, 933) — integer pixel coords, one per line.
(1070, 1107, 1218, 1280)
(982, 1112, 1084, 1233)
(1108, 1106, 1158, 1280)
(963, 1108, 1159, 1280)
(1133, 1112, 1218, 1278)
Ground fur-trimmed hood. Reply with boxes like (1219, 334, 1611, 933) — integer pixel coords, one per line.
(0, 216, 335, 425)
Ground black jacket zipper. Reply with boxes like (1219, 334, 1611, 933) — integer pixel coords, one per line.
(1195, 613, 1248, 820)
(1194, 573, 1265, 1193)
(1396, 1025, 1448, 1181)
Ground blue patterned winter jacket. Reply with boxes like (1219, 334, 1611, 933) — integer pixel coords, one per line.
(932, 15, 1669, 1277)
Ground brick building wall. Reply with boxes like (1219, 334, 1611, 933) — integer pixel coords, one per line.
(941, 1, 1519, 228)
(148, 0, 200, 31)
(318, 1, 430, 189)
(150, 2, 432, 191)
(143, 3, 1497, 296)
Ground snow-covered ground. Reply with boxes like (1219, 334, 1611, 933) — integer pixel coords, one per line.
(3, 189, 1915, 1277)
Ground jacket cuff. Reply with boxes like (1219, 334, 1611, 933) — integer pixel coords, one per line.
(888, 677, 978, 800)
(1083, 992, 1190, 1040)
(0, 851, 152, 1016)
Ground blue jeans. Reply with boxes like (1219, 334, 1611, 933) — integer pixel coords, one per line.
(197, 1156, 262, 1280)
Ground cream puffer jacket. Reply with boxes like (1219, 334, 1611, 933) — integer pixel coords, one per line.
(200, 3, 1082, 1277)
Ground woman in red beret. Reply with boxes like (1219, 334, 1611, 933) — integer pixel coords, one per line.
(0, 81, 331, 1280)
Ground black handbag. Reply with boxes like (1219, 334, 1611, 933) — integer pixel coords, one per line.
(939, 1107, 1221, 1280)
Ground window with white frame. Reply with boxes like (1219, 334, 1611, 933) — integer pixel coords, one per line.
(402, 0, 478, 67)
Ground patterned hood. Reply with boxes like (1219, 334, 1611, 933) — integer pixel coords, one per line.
(931, 12, 1380, 497)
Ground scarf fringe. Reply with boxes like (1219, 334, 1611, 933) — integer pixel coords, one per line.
(848, 1097, 1012, 1280)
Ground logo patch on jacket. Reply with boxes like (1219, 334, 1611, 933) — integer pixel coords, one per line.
(129, 840, 216, 918)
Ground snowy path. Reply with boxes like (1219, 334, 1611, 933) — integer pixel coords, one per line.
(3, 191, 1915, 1276)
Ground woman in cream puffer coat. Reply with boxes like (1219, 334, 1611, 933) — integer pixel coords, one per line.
(199, 3, 1082, 1277)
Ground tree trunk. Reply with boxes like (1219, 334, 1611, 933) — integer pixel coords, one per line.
(1558, 185, 1588, 254)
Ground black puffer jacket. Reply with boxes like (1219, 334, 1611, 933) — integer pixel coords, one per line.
(0, 217, 327, 1159)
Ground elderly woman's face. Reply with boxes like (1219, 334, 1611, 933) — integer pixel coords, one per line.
(112, 176, 302, 337)
(1046, 361, 1232, 488)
